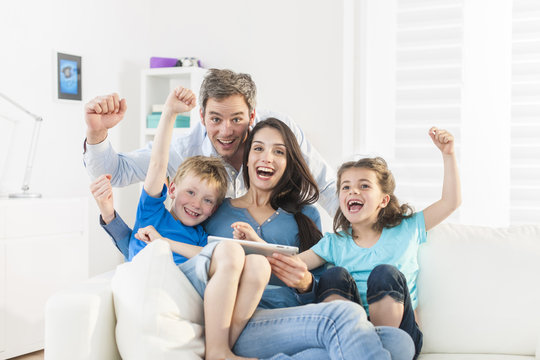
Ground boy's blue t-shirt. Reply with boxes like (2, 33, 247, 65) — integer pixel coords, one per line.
(128, 184, 208, 264)
(311, 212, 427, 313)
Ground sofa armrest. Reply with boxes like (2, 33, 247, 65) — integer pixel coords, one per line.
(45, 271, 120, 360)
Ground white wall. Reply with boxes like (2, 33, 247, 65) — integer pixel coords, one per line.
(0, 0, 345, 276)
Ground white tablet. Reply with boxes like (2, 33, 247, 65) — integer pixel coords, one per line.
(207, 236, 299, 257)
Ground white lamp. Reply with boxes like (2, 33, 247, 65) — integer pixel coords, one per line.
(0, 92, 43, 198)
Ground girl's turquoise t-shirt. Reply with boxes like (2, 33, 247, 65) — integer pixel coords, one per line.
(311, 212, 427, 314)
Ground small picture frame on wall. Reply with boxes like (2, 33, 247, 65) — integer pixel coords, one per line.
(57, 52, 81, 100)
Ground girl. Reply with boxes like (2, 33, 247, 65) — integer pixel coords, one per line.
(304, 126, 460, 359)
(235, 126, 460, 360)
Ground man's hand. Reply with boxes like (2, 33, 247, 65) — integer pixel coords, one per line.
(163, 86, 196, 116)
(89, 174, 115, 224)
(134, 225, 163, 244)
(267, 253, 313, 293)
(85, 93, 127, 144)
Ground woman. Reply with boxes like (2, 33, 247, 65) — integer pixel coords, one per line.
(92, 118, 414, 360)
(204, 118, 325, 309)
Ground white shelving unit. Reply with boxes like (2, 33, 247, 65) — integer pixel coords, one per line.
(140, 67, 208, 146)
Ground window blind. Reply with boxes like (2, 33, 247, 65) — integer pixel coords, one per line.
(392, 0, 463, 221)
(511, 0, 540, 224)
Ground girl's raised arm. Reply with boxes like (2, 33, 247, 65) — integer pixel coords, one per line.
(423, 127, 462, 231)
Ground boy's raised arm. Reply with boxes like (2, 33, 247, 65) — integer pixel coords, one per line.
(144, 87, 196, 197)
(423, 127, 462, 231)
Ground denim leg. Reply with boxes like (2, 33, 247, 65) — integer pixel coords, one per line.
(367, 264, 423, 359)
(316, 266, 362, 304)
(177, 241, 219, 298)
(375, 326, 415, 360)
(258, 285, 303, 309)
(233, 300, 392, 360)
(265, 349, 330, 360)
(255, 327, 413, 360)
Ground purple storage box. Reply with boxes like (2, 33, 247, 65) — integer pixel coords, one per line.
(150, 57, 180, 68)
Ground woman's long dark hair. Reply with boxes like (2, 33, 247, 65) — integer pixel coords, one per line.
(243, 118, 322, 251)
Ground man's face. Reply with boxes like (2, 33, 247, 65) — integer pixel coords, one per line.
(201, 94, 255, 161)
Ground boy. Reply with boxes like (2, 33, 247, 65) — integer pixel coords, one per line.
(89, 86, 270, 360)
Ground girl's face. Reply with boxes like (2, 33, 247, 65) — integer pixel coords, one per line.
(339, 167, 389, 226)
(247, 127, 287, 192)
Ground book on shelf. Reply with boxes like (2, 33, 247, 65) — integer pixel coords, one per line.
(146, 112, 190, 128)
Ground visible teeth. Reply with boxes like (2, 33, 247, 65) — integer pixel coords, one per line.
(185, 208, 200, 217)
(219, 139, 234, 144)
(348, 200, 363, 206)
(257, 167, 275, 178)
(257, 167, 274, 173)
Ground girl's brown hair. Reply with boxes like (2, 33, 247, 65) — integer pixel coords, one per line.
(243, 118, 322, 251)
(333, 157, 413, 235)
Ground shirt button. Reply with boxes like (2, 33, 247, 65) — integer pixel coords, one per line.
(267, 219, 271, 222)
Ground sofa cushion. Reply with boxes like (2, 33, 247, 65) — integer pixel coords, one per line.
(417, 223, 540, 356)
(111, 239, 205, 360)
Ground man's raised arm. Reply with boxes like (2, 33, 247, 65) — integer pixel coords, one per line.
(83, 93, 156, 186)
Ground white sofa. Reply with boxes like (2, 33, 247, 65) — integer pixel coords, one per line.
(45, 223, 540, 359)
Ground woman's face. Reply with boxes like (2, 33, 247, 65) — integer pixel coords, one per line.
(247, 126, 287, 192)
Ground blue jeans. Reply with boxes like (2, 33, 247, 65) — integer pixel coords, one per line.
(316, 266, 423, 359)
(177, 241, 219, 298)
(233, 301, 414, 360)
(181, 245, 414, 360)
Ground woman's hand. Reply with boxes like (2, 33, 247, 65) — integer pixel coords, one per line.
(134, 225, 163, 244)
(267, 253, 313, 293)
(231, 221, 265, 243)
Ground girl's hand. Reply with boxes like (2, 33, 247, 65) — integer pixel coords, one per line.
(267, 253, 313, 293)
(231, 221, 265, 243)
(429, 127, 455, 155)
(134, 225, 163, 244)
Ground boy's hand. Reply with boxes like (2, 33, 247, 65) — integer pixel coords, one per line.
(134, 225, 163, 244)
(85, 93, 127, 144)
(164, 86, 196, 115)
(429, 127, 455, 155)
(232, 221, 265, 242)
(89, 174, 115, 224)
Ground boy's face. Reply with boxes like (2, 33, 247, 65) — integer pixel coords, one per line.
(169, 173, 220, 227)
(200, 94, 255, 162)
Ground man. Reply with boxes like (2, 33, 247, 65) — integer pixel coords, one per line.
(84, 68, 337, 215)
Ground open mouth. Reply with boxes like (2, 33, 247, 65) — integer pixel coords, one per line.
(184, 207, 201, 218)
(256, 166, 275, 179)
(347, 199, 364, 212)
(218, 138, 235, 147)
